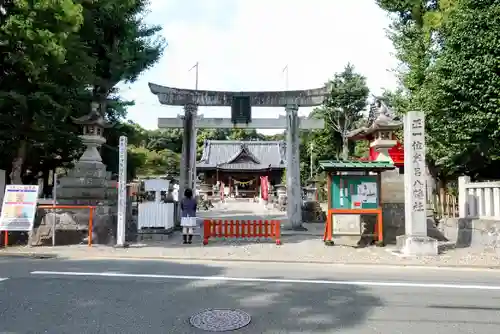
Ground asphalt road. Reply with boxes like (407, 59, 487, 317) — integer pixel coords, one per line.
(1, 257, 500, 333)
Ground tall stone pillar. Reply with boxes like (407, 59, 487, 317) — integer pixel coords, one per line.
(285, 104, 305, 230)
(179, 104, 198, 218)
(397, 111, 437, 255)
(191, 127, 198, 190)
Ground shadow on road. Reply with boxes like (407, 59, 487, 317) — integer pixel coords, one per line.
(0, 259, 381, 333)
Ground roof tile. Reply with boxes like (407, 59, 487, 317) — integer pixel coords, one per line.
(197, 140, 286, 170)
(318, 160, 395, 171)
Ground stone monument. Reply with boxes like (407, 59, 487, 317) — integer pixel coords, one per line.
(396, 111, 438, 255)
(31, 102, 118, 246)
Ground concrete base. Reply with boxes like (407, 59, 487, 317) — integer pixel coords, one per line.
(396, 235, 438, 256)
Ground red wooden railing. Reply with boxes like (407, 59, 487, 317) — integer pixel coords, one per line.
(203, 219, 282, 245)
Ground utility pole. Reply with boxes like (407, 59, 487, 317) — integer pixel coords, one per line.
(189, 62, 199, 90)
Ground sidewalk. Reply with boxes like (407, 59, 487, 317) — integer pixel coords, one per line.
(2, 233, 500, 269)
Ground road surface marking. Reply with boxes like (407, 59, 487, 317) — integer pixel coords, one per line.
(30, 271, 500, 291)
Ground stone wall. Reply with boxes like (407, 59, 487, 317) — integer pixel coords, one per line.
(379, 169, 405, 243)
(439, 218, 500, 250)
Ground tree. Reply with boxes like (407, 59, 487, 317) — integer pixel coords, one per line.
(376, 0, 458, 178)
(318, 63, 369, 160)
(128, 146, 180, 177)
(0, 0, 85, 183)
(79, 0, 165, 105)
(0, 0, 165, 184)
(421, 0, 500, 177)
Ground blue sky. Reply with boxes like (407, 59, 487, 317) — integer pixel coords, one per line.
(118, 0, 398, 134)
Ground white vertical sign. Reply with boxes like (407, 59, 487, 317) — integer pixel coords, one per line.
(404, 111, 427, 236)
(117, 136, 127, 246)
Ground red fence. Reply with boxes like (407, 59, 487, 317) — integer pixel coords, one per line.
(203, 219, 282, 245)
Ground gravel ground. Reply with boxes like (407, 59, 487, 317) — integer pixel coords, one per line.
(2, 200, 499, 268)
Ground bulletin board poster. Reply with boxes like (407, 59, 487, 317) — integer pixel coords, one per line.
(0, 185, 39, 231)
(331, 176, 379, 210)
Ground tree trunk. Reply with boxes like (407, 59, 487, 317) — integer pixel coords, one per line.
(9, 140, 27, 185)
(341, 136, 349, 160)
(438, 177, 447, 217)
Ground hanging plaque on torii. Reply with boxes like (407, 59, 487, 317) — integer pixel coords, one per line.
(231, 96, 251, 125)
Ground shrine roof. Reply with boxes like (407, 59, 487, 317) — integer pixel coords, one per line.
(318, 160, 395, 172)
(197, 140, 286, 171)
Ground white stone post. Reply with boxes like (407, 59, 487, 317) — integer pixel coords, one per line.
(397, 111, 438, 255)
(458, 176, 470, 219)
(116, 136, 127, 247)
(285, 104, 305, 230)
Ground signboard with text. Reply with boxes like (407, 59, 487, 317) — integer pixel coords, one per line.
(330, 175, 379, 210)
(231, 96, 251, 124)
(0, 184, 39, 231)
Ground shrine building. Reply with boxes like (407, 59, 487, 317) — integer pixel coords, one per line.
(196, 140, 285, 198)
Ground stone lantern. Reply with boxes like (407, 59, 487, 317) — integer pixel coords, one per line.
(347, 98, 402, 163)
(31, 102, 119, 246)
(302, 179, 318, 201)
(72, 102, 114, 164)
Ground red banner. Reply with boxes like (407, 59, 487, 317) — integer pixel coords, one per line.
(260, 176, 269, 201)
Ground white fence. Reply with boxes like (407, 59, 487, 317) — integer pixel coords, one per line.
(137, 202, 175, 229)
(458, 176, 500, 220)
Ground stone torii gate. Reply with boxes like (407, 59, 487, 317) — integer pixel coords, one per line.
(148, 83, 327, 230)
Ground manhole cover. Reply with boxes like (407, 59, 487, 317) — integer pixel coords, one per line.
(189, 309, 251, 332)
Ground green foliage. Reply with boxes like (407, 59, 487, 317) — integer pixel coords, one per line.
(129, 146, 180, 177)
(304, 63, 369, 168)
(422, 0, 500, 176)
(378, 0, 500, 178)
(0, 0, 165, 184)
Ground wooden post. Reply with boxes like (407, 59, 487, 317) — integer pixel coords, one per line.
(325, 173, 333, 242)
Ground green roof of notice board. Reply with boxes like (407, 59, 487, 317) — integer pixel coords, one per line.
(318, 160, 396, 171)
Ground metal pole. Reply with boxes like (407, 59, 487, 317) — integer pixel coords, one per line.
(282, 65, 289, 90)
(195, 62, 199, 90)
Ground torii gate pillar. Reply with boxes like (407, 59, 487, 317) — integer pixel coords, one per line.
(179, 103, 198, 201)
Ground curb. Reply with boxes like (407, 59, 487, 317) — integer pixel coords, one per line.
(3, 251, 500, 270)
(0, 252, 58, 259)
(80, 256, 500, 270)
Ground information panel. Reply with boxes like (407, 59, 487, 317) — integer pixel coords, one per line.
(330, 175, 379, 209)
(0, 184, 39, 231)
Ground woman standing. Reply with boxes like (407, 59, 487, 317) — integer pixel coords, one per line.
(180, 188, 197, 244)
